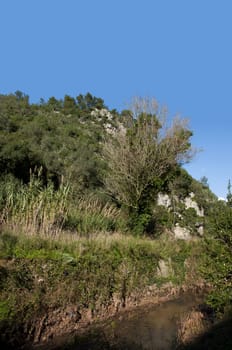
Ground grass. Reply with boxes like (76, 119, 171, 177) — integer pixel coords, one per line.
(65, 195, 122, 234)
(0, 229, 196, 320)
(176, 316, 232, 350)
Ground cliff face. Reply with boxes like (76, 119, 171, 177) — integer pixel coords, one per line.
(184, 192, 204, 217)
(157, 191, 205, 240)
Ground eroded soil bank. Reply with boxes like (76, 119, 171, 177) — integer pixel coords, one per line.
(27, 283, 208, 350)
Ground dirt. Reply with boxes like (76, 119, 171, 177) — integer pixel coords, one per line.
(28, 282, 208, 350)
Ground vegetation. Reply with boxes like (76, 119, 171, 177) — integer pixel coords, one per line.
(201, 200, 232, 315)
(0, 227, 195, 347)
(0, 92, 195, 236)
(0, 91, 231, 347)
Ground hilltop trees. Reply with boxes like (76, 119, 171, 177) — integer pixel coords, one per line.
(226, 179, 232, 207)
(200, 176, 209, 188)
(0, 92, 108, 191)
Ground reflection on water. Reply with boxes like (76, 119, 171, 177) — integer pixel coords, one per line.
(69, 293, 205, 350)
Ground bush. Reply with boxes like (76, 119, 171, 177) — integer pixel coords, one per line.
(201, 201, 232, 314)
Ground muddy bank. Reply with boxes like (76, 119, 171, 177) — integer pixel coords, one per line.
(22, 283, 208, 350)
(94, 293, 209, 350)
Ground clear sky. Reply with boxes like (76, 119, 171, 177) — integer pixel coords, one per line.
(1, 0, 231, 198)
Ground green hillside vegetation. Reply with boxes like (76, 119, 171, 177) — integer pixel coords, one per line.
(0, 92, 231, 348)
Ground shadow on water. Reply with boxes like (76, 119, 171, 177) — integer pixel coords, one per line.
(63, 315, 232, 350)
(62, 330, 145, 350)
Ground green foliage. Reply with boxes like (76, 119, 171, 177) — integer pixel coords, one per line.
(0, 92, 110, 192)
(128, 212, 153, 236)
(190, 178, 217, 215)
(167, 167, 193, 199)
(226, 179, 232, 207)
(153, 205, 173, 230)
(200, 175, 209, 188)
(64, 196, 121, 235)
(128, 204, 173, 237)
(159, 239, 192, 285)
(0, 232, 157, 326)
(0, 301, 11, 321)
(179, 207, 199, 232)
(0, 232, 18, 258)
(201, 201, 232, 314)
(0, 229, 194, 329)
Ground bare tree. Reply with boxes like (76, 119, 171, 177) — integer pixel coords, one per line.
(103, 98, 194, 210)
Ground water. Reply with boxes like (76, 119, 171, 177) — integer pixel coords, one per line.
(69, 293, 205, 350)
(109, 294, 203, 349)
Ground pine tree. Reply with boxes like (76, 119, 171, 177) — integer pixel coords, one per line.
(226, 179, 232, 206)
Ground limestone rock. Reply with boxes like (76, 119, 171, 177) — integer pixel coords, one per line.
(184, 192, 204, 217)
(157, 193, 171, 208)
(173, 223, 191, 240)
(157, 258, 173, 277)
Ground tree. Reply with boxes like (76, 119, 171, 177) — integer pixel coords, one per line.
(76, 93, 105, 111)
(200, 176, 209, 188)
(203, 200, 232, 313)
(226, 179, 232, 207)
(63, 95, 76, 115)
(103, 98, 194, 232)
(47, 96, 62, 111)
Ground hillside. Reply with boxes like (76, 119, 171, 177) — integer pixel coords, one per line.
(0, 92, 231, 349)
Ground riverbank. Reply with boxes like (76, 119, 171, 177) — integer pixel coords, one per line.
(32, 284, 208, 350)
(0, 230, 205, 349)
(35, 289, 229, 350)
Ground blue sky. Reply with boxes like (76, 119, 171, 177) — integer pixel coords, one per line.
(1, 0, 231, 198)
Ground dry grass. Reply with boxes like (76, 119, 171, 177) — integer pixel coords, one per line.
(176, 309, 208, 346)
(77, 195, 120, 219)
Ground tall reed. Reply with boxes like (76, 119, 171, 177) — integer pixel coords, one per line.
(67, 194, 122, 235)
(0, 172, 70, 236)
